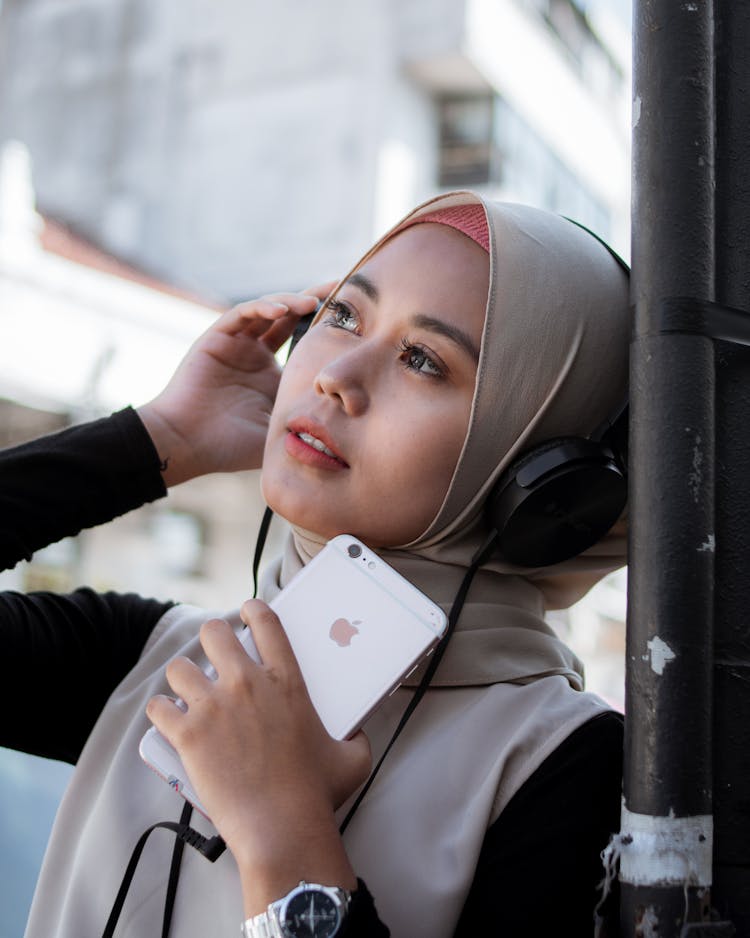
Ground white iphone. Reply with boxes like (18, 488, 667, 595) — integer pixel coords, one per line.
(139, 534, 447, 818)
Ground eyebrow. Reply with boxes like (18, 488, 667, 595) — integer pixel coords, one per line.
(346, 272, 379, 302)
(344, 271, 480, 364)
(411, 314, 481, 364)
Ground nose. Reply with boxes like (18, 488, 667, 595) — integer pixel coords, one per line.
(314, 346, 371, 416)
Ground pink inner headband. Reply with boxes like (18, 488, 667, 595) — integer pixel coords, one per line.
(400, 203, 490, 253)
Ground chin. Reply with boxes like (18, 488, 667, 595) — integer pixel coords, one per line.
(261, 475, 340, 539)
(263, 493, 336, 540)
(261, 479, 423, 547)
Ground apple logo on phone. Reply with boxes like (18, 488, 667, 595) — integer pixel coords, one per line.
(330, 618, 361, 647)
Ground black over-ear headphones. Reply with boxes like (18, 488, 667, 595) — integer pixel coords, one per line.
(487, 221, 630, 567)
(287, 222, 629, 568)
(486, 404, 628, 567)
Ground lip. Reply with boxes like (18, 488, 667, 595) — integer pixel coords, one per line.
(286, 417, 349, 470)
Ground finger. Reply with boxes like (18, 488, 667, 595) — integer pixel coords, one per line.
(341, 731, 372, 776)
(237, 292, 321, 324)
(219, 292, 326, 353)
(334, 731, 373, 801)
(344, 729, 371, 757)
(198, 617, 254, 681)
(164, 654, 212, 701)
(240, 599, 300, 677)
(214, 289, 331, 340)
(145, 693, 186, 743)
(257, 314, 310, 353)
(258, 286, 340, 351)
(302, 280, 339, 300)
(236, 306, 292, 341)
(236, 295, 323, 348)
(214, 299, 291, 337)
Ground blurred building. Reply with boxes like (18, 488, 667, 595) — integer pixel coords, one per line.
(0, 0, 630, 302)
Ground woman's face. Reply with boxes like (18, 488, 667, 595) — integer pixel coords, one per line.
(262, 223, 489, 547)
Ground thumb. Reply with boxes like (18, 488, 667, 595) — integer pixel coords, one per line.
(331, 731, 372, 808)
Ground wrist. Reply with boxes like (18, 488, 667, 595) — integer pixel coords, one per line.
(241, 863, 358, 920)
(136, 403, 195, 486)
(230, 808, 356, 917)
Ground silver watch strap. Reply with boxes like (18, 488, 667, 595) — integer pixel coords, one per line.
(241, 909, 281, 938)
(241, 882, 350, 938)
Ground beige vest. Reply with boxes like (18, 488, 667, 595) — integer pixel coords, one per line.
(25, 604, 611, 938)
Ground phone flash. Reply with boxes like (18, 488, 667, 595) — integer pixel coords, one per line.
(368, 561, 376, 569)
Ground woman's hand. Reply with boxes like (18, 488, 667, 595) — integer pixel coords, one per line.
(146, 600, 370, 913)
(138, 284, 335, 486)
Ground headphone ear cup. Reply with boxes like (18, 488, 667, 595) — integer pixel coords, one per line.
(488, 438, 627, 567)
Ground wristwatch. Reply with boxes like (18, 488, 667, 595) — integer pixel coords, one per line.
(241, 881, 350, 938)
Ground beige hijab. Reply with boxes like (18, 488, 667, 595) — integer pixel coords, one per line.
(260, 190, 630, 691)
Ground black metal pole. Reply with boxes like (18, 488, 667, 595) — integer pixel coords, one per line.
(623, 2, 716, 935)
(711, 1, 750, 931)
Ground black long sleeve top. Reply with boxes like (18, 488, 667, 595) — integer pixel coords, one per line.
(0, 409, 622, 935)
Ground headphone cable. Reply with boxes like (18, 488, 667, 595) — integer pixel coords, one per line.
(338, 527, 498, 834)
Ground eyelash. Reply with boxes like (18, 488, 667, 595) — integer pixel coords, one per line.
(398, 338, 445, 379)
(323, 299, 358, 333)
(323, 299, 446, 380)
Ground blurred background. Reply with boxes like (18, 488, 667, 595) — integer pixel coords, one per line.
(0, 0, 631, 933)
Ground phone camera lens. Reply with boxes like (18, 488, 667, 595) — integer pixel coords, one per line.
(347, 544, 362, 558)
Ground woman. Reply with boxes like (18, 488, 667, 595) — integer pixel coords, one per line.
(2, 191, 629, 936)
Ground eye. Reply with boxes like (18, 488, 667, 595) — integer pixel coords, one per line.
(398, 338, 445, 379)
(323, 299, 360, 334)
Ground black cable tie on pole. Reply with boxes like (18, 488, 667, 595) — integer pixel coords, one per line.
(653, 297, 750, 345)
(102, 817, 226, 938)
(339, 529, 498, 835)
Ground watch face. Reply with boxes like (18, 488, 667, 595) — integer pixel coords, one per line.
(281, 887, 342, 938)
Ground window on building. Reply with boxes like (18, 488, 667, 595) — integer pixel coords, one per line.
(437, 94, 499, 188)
(527, 0, 624, 98)
(493, 95, 611, 237)
(436, 90, 611, 240)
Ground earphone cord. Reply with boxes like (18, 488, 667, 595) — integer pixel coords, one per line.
(252, 506, 275, 598)
(338, 527, 498, 835)
(101, 800, 226, 938)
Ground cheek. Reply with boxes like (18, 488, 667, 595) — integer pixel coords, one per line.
(263, 354, 315, 446)
(377, 403, 469, 505)
(259, 385, 293, 498)
(273, 352, 312, 403)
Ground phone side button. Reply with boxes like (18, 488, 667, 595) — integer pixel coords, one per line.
(388, 683, 402, 697)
